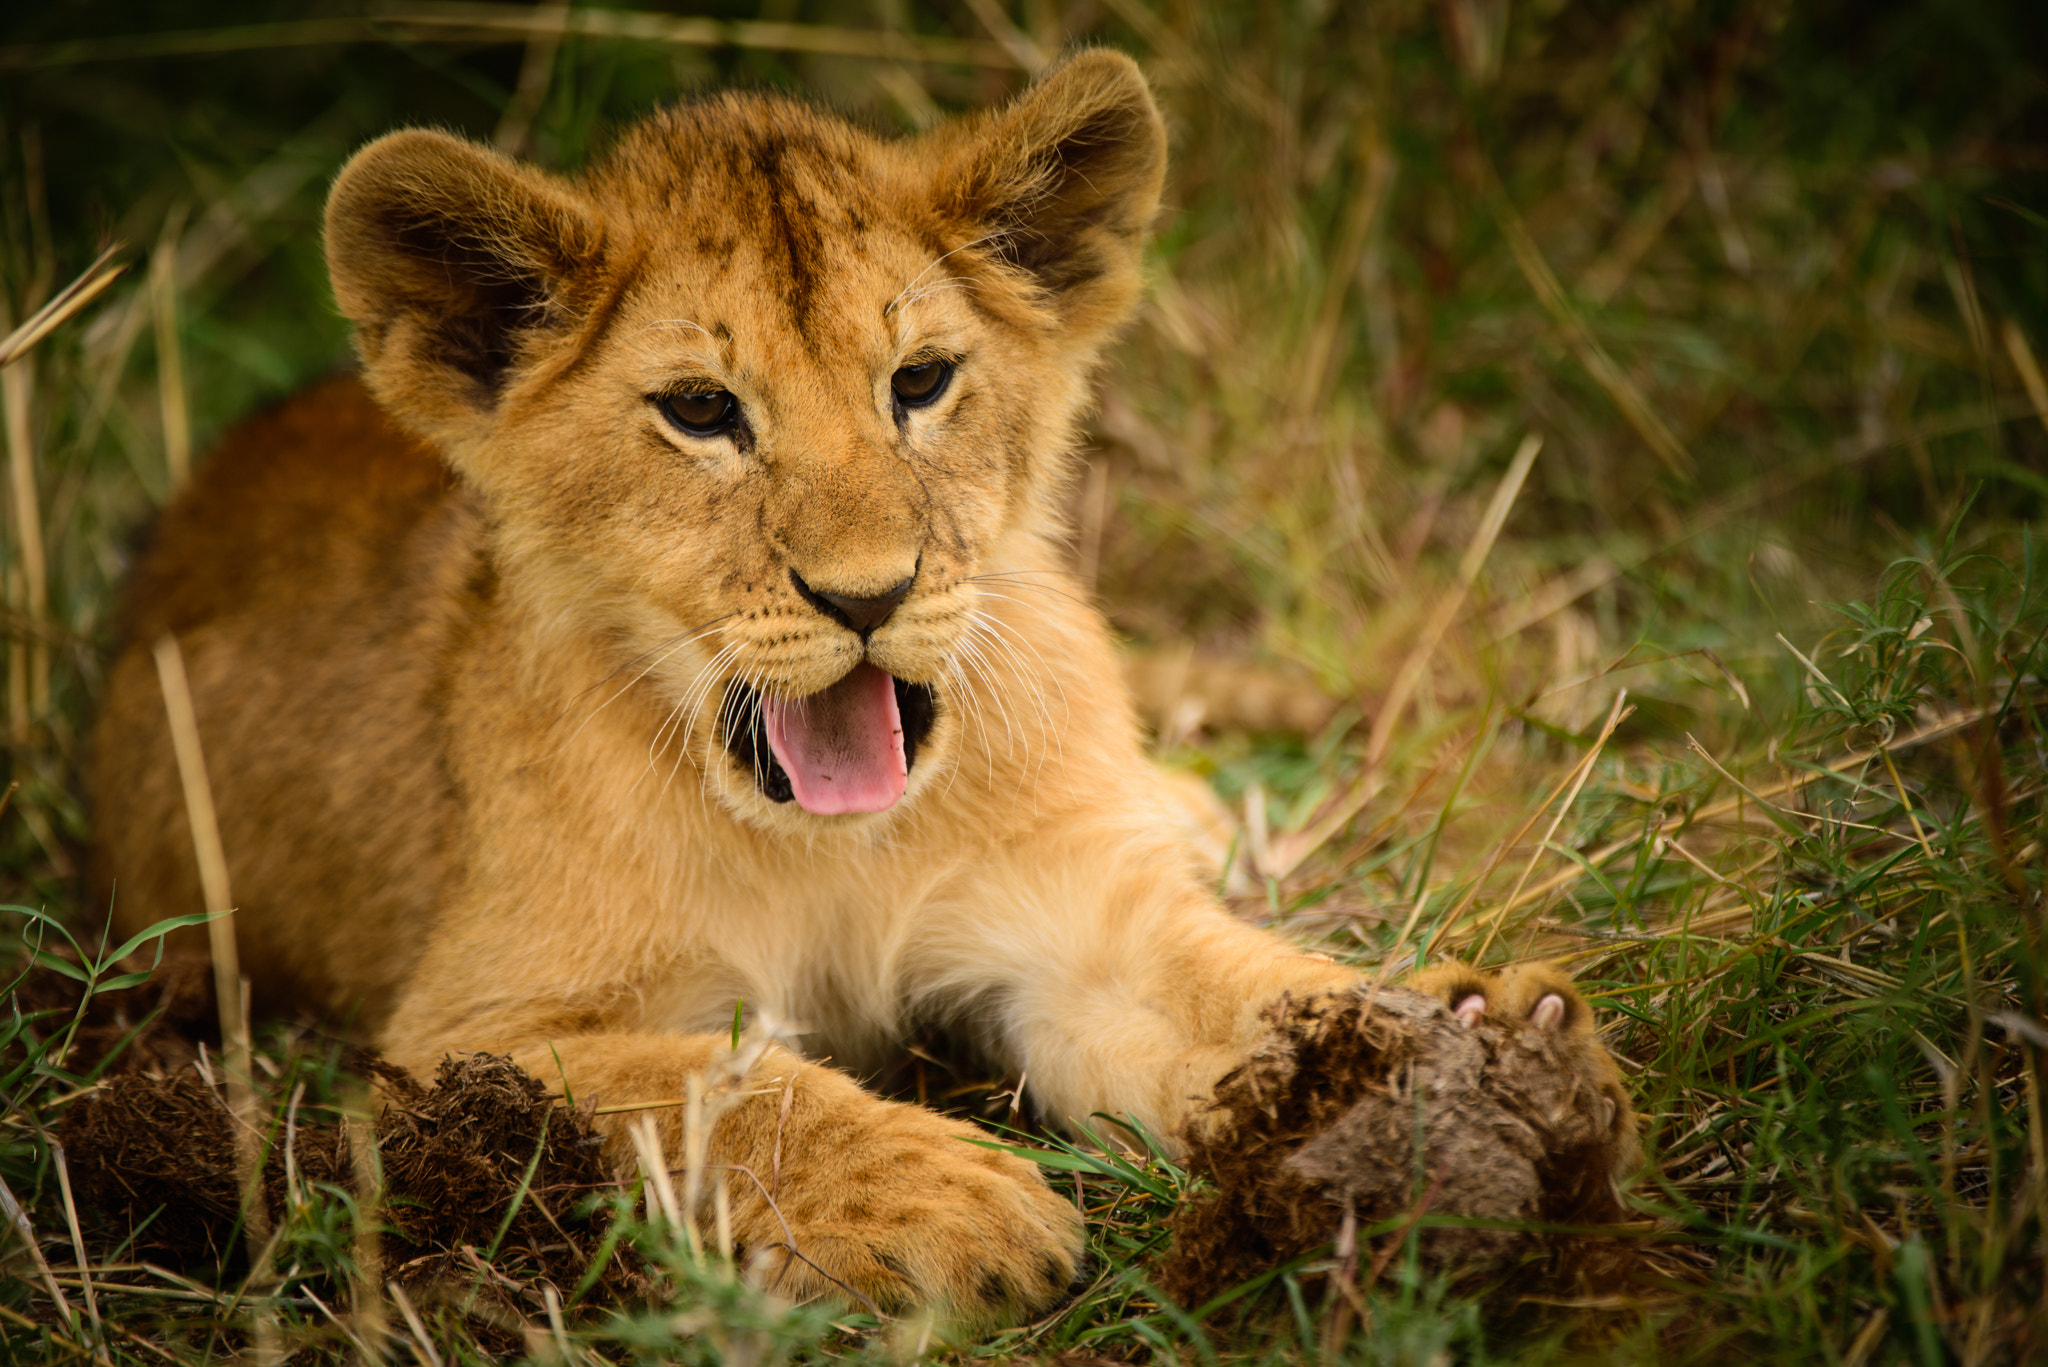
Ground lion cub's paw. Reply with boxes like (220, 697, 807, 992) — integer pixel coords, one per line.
(1409, 957, 1638, 1165)
(1412, 957, 1595, 1041)
(752, 1091, 1082, 1327)
(1417, 963, 1638, 1180)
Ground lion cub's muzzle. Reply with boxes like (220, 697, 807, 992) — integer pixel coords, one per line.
(721, 671, 938, 815)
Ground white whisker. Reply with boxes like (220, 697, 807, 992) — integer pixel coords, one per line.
(549, 616, 731, 745)
(885, 231, 1005, 316)
(893, 278, 980, 312)
(968, 592, 1073, 733)
(630, 638, 744, 798)
(964, 571, 1090, 611)
(677, 642, 745, 760)
(937, 657, 976, 800)
(968, 606, 1066, 785)
(970, 609, 1061, 738)
(949, 632, 1009, 783)
(957, 617, 1042, 808)
(626, 317, 716, 342)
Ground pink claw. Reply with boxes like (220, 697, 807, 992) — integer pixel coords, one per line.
(1530, 993, 1566, 1030)
(1453, 994, 1486, 1028)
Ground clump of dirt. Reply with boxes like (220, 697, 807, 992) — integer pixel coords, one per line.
(1159, 988, 1639, 1306)
(58, 1052, 643, 1304)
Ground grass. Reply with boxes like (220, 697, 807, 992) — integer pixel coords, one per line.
(3, 0, 2048, 1361)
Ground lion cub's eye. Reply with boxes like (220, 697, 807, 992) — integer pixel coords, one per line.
(890, 359, 953, 409)
(653, 389, 739, 438)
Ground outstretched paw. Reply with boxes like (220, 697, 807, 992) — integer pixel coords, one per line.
(1410, 957, 1639, 1185)
(1412, 958, 1596, 1040)
(727, 1073, 1084, 1329)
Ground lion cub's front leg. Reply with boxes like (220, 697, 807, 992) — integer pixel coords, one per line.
(494, 1033, 1081, 1324)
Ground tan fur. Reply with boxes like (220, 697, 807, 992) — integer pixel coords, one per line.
(89, 53, 1627, 1324)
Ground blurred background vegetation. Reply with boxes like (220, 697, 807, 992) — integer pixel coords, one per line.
(3, 1, 2047, 1363)
(0, 0, 2043, 867)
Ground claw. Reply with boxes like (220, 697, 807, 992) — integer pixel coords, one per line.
(1453, 994, 1486, 1029)
(1529, 992, 1566, 1031)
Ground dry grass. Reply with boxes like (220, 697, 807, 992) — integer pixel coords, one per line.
(3, 0, 2047, 1362)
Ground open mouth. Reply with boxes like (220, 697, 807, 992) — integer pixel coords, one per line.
(721, 665, 937, 815)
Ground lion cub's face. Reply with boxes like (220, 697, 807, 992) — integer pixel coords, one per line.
(326, 56, 1163, 825)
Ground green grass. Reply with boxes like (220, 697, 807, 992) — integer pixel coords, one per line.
(4, 0, 2048, 1362)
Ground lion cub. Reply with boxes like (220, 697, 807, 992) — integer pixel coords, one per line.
(91, 52, 1626, 1323)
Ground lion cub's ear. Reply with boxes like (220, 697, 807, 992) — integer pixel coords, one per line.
(325, 129, 603, 446)
(939, 49, 1166, 340)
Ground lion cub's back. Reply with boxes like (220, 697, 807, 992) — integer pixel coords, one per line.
(91, 375, 477, 1030)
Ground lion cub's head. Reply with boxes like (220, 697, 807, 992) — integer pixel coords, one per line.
(325, 52, 1163, 824)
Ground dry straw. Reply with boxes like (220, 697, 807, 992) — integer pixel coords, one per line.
(1, 245, 126, 742)
(0, 3, 1026, 72)
(149, 634, 279, 1364)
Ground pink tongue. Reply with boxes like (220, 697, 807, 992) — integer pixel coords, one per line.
(762, 663, 907, 815)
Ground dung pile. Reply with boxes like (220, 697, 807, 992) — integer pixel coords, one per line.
(1160, 987, 1640, 1306)
(59, 1052, 642, 1301)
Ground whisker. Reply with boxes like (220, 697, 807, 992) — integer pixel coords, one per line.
(631, 696, 693, 798)
(885, 231, 1005, 316)
(969, 593, 1073, 728)
(970, 609, 1055, 731)
(624, 317, 715, 342)
(969, 608, 1066, 781)
(960, 618, 1038, 803)
(937, 657, 977, 800)
(679, 657, 769, 801)
(676, 642, 745, 759)
(963, 617, 1044, 812)
(629, 639, 744, 799)
(893, 278, 981, 312)
(550, 615, 734, 735)
(539, 622, 738, 783)
(963, 572, 1092, 611)
(952, 644, 1011, 796)
(955, 624, 1017, 757)
(950, 632, 1009, 775)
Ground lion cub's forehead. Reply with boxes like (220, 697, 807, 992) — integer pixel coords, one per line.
(592, 96, 944, 342)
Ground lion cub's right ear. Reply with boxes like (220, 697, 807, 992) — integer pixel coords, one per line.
(325, 130, 603, 448)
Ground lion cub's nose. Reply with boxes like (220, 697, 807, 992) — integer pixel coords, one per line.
(789, 567, 915, 636)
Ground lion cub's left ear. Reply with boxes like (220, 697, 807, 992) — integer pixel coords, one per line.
(938, 49, 1166, 340)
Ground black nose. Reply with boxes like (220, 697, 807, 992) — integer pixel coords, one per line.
(789, 567, 914, 636)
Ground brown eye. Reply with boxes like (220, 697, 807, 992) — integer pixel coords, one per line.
(890, 358, 953, 409)
(654, 389, 738, 437)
